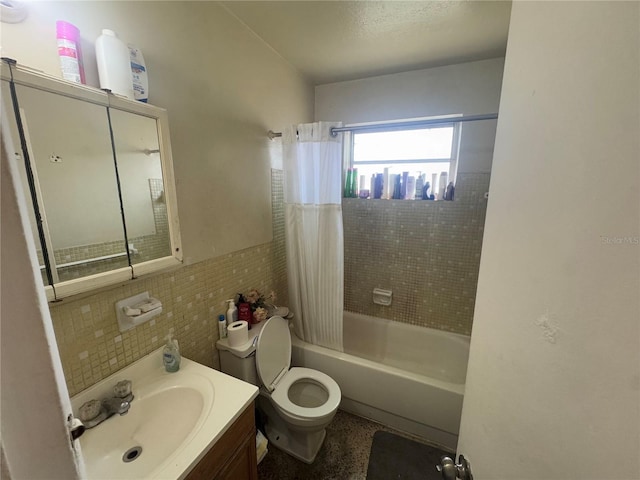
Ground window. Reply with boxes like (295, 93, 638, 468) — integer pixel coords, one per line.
(347, 121, 459, 200)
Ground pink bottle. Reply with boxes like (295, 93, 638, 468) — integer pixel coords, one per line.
(56, 21, 85, 84)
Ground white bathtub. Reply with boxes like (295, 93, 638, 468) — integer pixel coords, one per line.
(290, 311, 470, 449)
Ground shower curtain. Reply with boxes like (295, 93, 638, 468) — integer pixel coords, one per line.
(282, 122, 344, 352)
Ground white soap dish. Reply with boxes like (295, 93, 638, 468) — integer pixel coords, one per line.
(372, 288, 392, 306)
(115, 291, 163, 332)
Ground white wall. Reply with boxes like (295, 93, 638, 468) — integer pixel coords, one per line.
(458, 2, 639, 479)
(0, 1, 314, 263)
(0, 3, 312, 474)
(1, 120, 83, 479)
(315, 58, 504, 173)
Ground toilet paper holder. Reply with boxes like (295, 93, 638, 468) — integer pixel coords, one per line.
(372, 288, 392, 306)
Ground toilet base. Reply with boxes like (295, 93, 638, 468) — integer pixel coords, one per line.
(258, 394, 328, 464)
(265, 422, 326, 464)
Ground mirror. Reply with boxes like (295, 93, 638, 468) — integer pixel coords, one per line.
(1, 62, 182, 300)
(14, 84, 129, 282)
(109, 109, 172, 265)
(1, 79, 53, 286)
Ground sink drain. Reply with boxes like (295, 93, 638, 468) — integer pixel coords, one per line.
(122, 446, 142, 463)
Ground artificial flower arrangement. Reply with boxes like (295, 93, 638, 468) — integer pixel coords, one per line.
(237, 289, 276, 324)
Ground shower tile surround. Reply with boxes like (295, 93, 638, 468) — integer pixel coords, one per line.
(50, 170, 287, 396)
(343, 173, 490, 335)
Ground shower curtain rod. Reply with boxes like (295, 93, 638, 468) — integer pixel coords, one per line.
(267, 113, 498, 140)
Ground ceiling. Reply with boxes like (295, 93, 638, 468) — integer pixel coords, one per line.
(222, 1, 512, 85)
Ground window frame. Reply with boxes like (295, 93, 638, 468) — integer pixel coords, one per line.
(343, 117, 462, 195)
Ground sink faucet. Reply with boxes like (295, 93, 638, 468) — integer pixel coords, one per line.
(104, 379, 134, 417)
(79, 380, 134, 428)
(102, 396, 132, 417)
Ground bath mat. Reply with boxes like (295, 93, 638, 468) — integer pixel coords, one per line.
(366, 430, 450, 480)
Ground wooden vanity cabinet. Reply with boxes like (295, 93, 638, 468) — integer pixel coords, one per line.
(185, 402, 257, 480)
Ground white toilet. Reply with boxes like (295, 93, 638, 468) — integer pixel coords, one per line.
(216, 315, 341, 464)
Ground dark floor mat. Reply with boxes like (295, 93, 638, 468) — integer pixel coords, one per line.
(366, 430, 449, 480)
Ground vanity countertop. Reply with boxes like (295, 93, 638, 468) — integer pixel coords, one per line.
(71, 348, 258, 480)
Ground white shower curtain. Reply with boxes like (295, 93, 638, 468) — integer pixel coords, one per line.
(283, 122, 344, 352)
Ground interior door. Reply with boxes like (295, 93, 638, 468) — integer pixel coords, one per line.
(454, 3, 640, 480)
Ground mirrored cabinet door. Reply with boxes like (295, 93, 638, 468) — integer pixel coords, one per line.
(18, 152, 54, 287)
(109, 109, 172, 266)
(2, 61, 182, 301)
(1, 80, 53, 287)
(14, 84, 129, 282)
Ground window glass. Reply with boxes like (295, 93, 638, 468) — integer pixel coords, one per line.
(351, 125, 455, 199)
(353, 127, 453, 161)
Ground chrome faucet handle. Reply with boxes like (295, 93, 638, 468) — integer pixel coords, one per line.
(79, 399, 102, 422)
(114, 379, 132, 398)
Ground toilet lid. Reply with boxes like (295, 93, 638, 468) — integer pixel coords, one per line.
(256, 316, 291, 392)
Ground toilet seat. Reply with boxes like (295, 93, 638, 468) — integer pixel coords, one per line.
(255, 316, 341, 420)
(271, 367, 341, 420)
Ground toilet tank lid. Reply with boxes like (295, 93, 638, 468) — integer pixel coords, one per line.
(214, 318, 270, 357)
(215, 337, 256, 357)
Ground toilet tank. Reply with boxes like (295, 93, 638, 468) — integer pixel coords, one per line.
(216, 323, 266, 386)
(219, 350, 259, 386)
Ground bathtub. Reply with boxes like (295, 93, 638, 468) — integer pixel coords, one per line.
(290, 311, 470, 449)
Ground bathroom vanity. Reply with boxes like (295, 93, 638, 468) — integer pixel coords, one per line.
(71, 349, 258, 479)
(185, 404, 257, 480)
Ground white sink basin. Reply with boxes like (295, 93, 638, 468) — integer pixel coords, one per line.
(71, 348, 258, 479)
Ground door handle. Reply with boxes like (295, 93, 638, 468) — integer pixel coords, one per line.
(436, 454, 473, 480)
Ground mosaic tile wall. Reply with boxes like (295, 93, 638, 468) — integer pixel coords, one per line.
(343, 172, 491, 336)
(50, 170, 287, 396)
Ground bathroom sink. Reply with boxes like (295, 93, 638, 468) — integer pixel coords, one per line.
(71, 348, 258, 479)
(80, 383, 205, 479)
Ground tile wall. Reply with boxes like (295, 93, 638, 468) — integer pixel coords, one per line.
(49, 168, 486, 396)
(50, 170, 287, 396)
(343, 172, 490, 336)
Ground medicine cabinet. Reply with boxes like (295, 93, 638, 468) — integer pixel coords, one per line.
(1, 62, 182, 301)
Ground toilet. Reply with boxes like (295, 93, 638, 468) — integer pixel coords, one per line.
(216, 315, 341, 464)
